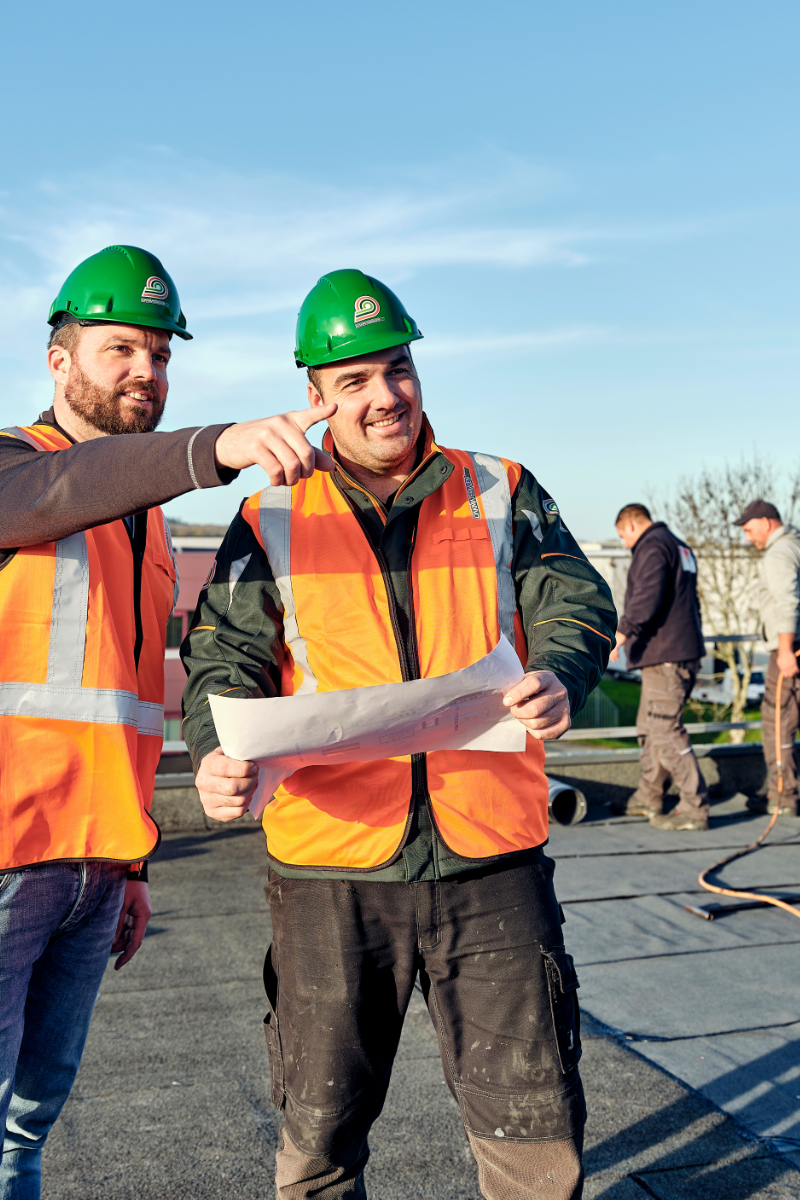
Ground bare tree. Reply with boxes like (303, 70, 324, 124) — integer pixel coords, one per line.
(662, 456, 800, 740)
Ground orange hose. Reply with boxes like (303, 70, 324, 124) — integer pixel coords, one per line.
(697, 659, 800, 920)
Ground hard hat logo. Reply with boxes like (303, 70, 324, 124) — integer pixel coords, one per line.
(354, 295, 383, 327)
(142, 276, 169, 304)
(48, 246, 192, 340)
(294, 269, 421, 367)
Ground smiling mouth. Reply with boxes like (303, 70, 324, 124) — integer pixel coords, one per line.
(367, 411, 406, 431)
(122, 391, 154, 404)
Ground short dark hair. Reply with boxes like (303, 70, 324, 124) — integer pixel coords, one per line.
(47, 317, 171, 356)
(615, 503, 651, 525)
(47, 320, 83, 356)
(307, 366, 323, 396)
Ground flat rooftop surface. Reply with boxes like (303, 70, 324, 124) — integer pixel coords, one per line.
(548, 794, 800, 1171)
(43, 798, 800, 1198)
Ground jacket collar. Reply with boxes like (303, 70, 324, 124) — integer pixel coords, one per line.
(764, 524, 800, 550)
(35, 407, 75, 445)
(632, 521, 667, 553)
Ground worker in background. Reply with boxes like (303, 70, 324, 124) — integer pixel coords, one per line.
(0, 245, 336, 1198)
(735, 499, 800, 817)
(181, 270, 617, 1199)
(609, 503, 709, 830)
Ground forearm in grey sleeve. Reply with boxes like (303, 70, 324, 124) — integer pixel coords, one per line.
(0, 424, 237, 547)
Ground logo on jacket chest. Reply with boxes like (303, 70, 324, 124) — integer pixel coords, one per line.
(463, 468, 481, 519)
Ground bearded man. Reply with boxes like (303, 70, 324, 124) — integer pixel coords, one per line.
(0, 245, 336, 1198)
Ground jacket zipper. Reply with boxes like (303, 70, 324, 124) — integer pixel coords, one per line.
(332, 475, 429, 806)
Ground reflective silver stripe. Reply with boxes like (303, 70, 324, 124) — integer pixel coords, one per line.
(0, 482, 164, 735)
(258, 486, 318, 695)
(468, 452, 516, 645)
(0, 684, 163, 734)
(138, 700, 165, 737)
(521, 508, 543, 543)
(47, 533, 89, 687)
(227, 554, 251, 612)
(1, 426, 41, 449)
(161, 513, 180, 614)
(186, 427, 209, 490)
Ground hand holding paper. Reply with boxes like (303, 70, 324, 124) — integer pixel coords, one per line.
(207, 636, 527, 819)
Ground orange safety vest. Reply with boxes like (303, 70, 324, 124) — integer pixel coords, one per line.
(241, 439, 549, 870)
(0, 423, 177, 870)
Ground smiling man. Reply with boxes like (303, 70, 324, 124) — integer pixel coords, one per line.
(181, 269, 616, 1200)
(0, 245, 336, 1198)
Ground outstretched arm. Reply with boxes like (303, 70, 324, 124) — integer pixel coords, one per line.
(0, 404, 336, 548)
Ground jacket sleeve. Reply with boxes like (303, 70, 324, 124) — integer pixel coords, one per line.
(617, 537, 669, 639)
(762, 540, 800, 635)
(0, 424, 237, 548)
(512, 470, 617, 718)
(180, 509, 284, 773)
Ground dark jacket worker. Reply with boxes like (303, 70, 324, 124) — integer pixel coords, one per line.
(610, 504, 708, 830)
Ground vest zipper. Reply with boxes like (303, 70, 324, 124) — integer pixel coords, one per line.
(130, 514, 148, 670)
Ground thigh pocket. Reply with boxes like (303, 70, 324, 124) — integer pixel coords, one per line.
(541, 947, 582, 1074)
(263, 943, 285, 1109)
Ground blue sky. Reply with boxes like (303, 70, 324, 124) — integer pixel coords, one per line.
(2, 1, 797, 538)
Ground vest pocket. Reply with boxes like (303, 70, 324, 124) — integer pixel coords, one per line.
(432, 527, 489, 544)
(262, 944, 285, 1109)
(541, 946, 582, 1074)
(151, 550, 177, 581)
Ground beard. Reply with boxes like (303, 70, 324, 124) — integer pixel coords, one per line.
(64, 361, 166, 435)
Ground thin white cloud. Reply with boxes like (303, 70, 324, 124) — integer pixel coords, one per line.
(0, 150, 742, 328)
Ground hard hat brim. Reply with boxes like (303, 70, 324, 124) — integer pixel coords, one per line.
(48, 309, 193, 341)
(295, 328, 422, 369)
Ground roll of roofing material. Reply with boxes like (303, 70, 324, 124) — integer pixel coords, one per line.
(548, 777, 588, 826)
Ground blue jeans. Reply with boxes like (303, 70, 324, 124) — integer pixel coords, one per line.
(0, 862, 127, 1200)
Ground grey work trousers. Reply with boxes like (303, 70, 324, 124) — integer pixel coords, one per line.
(632, 661, 709, 817)
(265, 857, 585, 1199)
(276, 1127, 584, 1199)
(761, 649, 800, 806)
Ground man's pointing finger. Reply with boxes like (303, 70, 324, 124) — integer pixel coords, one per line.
(294, 403, 338, 432)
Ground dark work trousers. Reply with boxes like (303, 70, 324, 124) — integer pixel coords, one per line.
(263, 854, 586, 1200)
(632, 661, 709, 817)
(762, 649, 800, 807)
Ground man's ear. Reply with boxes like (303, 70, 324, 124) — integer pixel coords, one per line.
(47, 344, 73, 387)
(308, 380, 326, 409)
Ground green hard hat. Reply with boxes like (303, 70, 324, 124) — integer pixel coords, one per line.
(48, 245, 192, 340)
(295, 269, 422, 368)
